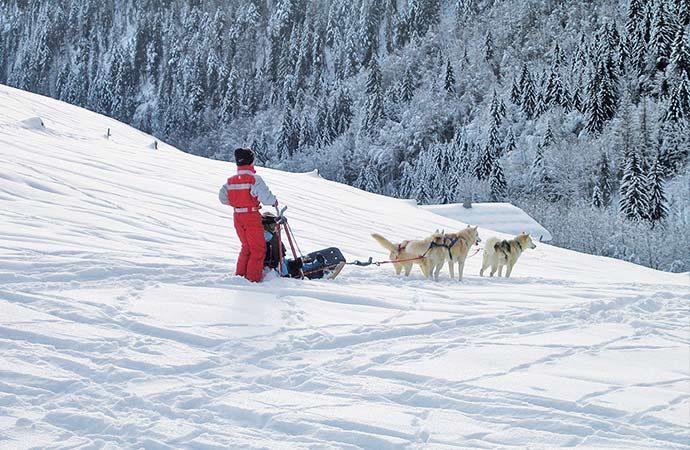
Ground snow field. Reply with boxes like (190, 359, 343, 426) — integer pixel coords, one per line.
(0, 85, 688, 449)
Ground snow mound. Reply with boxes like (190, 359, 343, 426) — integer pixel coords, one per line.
(0, 84, 688, 449)
(19, 116, 44, 129)
(422, 202, 553, 242)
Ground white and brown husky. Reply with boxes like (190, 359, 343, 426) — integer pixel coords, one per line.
(480, 233, 536, 278)
(371, 232, 445, 278)
(441, 226, 482, 281)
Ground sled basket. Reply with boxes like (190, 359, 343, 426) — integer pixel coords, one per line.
(302, 247, 347, 279)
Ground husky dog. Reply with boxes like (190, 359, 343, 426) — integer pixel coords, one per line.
(371, 232, 445, 278)
(480, 233, 536, 278)
(442, 226, 481, 281)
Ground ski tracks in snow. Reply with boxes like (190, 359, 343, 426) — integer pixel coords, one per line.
(0, 84, 688, 449)
(0, 262, 688, 449)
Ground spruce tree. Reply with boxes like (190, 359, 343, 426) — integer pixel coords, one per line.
(334, 88, 353, 136)
(679, 0, 690, 26)
(592, 184, 604, 208)
(586, 69, 609, 135)
(650, 0, 675, 68)
(475, 122, 500, 180)
(664, 73, 690, 122)
(669, 28, 690, 78)
(545, 70, 566, 110)
(597, 152, 613, 207)
(619, 150, 651, 221)
(489, 90, 506, 124)
(647, 157, 669, 223)
(519, 65, 537, 118)
(510, 75, 522, 105)
(400, 67, 414, 103)
(531, 145, 548, 193)
(398, 161, 416, 198)
(363, 55, 384, 134)
(489, 159, 507, 201)
(484, 31, 494, 62)
(626, 0, 644, 36)
(444, 60, 456, 94)
(277, 109, 298, 159)
(504, 131, 516, 155)
(356, 164, 381, 193)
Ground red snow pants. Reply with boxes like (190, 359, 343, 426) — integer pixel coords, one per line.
(233, 212, 266, 282)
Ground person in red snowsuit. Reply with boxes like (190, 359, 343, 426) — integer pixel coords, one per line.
(219, 148, 277, 282)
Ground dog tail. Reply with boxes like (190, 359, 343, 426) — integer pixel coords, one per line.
(483, 237, 500, 256)
(371, 233, 398, 253)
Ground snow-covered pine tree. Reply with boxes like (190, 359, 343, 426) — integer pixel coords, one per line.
(542, 125, 554, 148)
(444, 60, 456, 94)
(400, 66, 415, 103)
(545, 69, 566, 111)
(592, 184, 604, 208)
(596, 152, 613, 207)
(220, 69, 238, 124)
(669, 27, 690, 78)
(489, 89, 505, 124)
(530, 144, 548, 193)
(664, 73, 690, 122)
(519, 65, 537, 118)
(474, 121, 499, 180)
(356, 164, 381, 193)
(619, 149, 651, 221)
(363, 55, 384, 134)
(484, 31, 494, 62)
(510, 74, 522, 105)
(298, 115, 315, 148)
(650, 0, 676, 69)
(333, 88, 353, 136)
(503, 131, 516, 155)
(626, 0, 645, 36)
(489, 159, 507, 201)
(647, 156, 669, 224)
(398, 161, 415, 198)
(679, 0, 690, 26)
(586, 72, 608, 135)
(550, 42, 563, 68)
(277, 108, 298, 159)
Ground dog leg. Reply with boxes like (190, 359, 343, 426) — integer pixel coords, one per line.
(490, 263, 497, 277)
(404, 264, 412, 276)
(458, 261, 464, 281)
(394, 263, 402, 276)
(506, 264, 513, 278)
(498, 265, 503, 277)
(448, 260, 455, 280)
(480, 253, 489, 276)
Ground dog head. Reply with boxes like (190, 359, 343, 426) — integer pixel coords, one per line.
(464, 225, 481, 245)
(518, 233, 537, 250)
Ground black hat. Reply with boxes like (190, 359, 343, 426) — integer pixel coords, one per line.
(234, 147, 254, 166)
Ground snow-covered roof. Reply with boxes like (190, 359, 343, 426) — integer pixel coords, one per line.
(421, 202, 553, 242)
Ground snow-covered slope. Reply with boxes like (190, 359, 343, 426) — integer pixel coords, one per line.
(422, 202, 553, 242)
(1, 84, 688, 449)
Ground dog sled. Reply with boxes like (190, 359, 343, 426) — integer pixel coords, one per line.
(263, 207, 347, 280)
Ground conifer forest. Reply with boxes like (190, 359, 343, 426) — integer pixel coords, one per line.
(1, 0, 688, 271)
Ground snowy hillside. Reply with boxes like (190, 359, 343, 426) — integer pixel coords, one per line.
(1, 84, 688, 449)
(422, 202, 553, 242)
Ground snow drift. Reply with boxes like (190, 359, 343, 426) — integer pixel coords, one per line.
(0, 84, 688, 449)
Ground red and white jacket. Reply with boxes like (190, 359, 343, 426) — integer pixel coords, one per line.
(218, 165, 276, 212)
